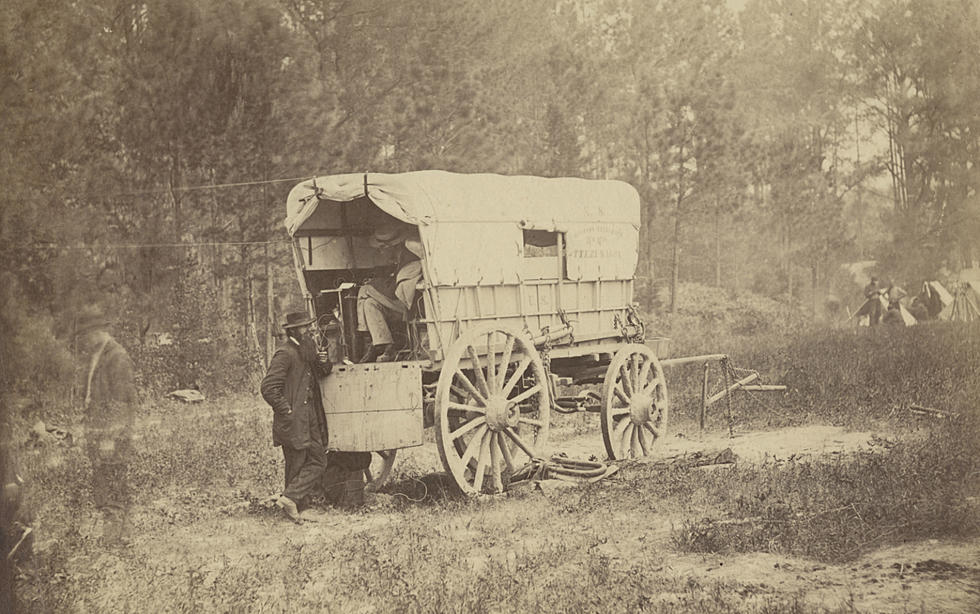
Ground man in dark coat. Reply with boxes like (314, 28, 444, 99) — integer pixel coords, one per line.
(72, 305, 138, 546)
(260, 311, 332, 523)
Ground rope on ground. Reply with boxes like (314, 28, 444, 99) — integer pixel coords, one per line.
(510, 454, 616, 485)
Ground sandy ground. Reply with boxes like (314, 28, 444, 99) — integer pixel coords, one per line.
(21, 421, 980, 613)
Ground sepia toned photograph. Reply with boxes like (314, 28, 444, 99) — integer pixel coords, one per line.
(1, 0, 978, 612)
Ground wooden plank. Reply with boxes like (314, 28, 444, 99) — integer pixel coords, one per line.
(320, 362, 423, 451)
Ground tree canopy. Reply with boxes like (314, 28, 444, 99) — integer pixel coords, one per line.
(2, 0, 976, 393)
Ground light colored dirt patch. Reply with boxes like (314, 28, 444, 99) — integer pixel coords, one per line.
(551, 423, 890, 467)
(663, 538, 980, 613)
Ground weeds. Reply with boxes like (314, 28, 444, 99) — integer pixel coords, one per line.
(669, 413, 980, 561)
(8, 319, 979, 612)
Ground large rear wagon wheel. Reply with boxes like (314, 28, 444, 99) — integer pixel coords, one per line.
(435, 323, 549, 494)
(601, 344, 668, 460)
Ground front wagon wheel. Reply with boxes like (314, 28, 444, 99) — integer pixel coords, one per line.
(435, 323, 550, 495)
(601, 344, 668, 460)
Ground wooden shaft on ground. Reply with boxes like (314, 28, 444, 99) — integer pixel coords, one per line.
(705, 372, 759, 407)
(660, 354, 728, 368)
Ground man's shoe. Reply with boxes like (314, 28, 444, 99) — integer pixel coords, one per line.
(377, 349, 398, 362)
(359, 344, 387, 363)
(276, 495, 302, 524)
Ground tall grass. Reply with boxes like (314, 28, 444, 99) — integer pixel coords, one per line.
(9, 320, 980, 612)
(666, 322, 980, 430)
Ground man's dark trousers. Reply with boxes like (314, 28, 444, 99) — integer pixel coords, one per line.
(282, 426, 326, 503)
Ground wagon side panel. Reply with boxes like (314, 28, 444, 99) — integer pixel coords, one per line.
(320, 362, 424, 451)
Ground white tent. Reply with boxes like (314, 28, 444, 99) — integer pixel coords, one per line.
(939, 281, 980, 322)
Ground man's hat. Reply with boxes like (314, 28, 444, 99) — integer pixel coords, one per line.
(71, 305, 109, 338)
(281, 311, 315, 330)
(368, 225, 404, 248)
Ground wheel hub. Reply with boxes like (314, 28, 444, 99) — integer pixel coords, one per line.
(629, 390, 653, 424)
(485, 394, 519, 431)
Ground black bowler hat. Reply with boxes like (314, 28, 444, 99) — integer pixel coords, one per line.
(281, 311, 315, 330)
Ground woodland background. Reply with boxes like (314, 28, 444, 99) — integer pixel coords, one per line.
(1, 0, 978, 398)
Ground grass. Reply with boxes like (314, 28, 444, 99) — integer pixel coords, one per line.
(7, 322, 980, 612)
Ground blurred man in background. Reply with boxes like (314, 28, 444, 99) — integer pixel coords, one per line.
(72, 305, 137, 547)
(863, 276, 884, 326)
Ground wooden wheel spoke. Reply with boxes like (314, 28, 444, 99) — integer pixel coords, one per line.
(517, 416, 544, 428)
(502, 427, 536, 458)
(638, 359, 653, 387)
(485, 334, 497, 393)
(459, 425, 488, 468)
(619, 363, 634, 396)
(630, 356, 640, 392)
(496, 432, 515, 473)
(447, 402, 486, 414)
(472, 431, 492, 492)
(502, 355, 532, 397)
(612, 414, 631, 444)
(608, 406, 629, 417)
(454, 370, 488, 406)
(497, 335, 516, 392)
(613, 387, 630, 406)
(450, 384, 471, 402)
(466, 345, 491, 397)
(450, 415, 486, 441)
(643, 376, 665, 398)
(643, 421, 661, 440)
(489, 433, 503, 493)
(630, 426, 641, 457)
(506, 383, 542, 408)
(637, 426, 650, 456)
(620, 422, 634, 456)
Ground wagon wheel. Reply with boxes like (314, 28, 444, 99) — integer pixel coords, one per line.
(364, 449, 397, 493)
(601, 343, 669, 460)
(435, 323, 550, 494)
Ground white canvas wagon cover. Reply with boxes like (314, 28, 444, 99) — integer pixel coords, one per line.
(285, 170, 642, 286)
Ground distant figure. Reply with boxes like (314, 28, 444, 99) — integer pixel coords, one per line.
(885, 281, 907, 310)
(863, 276, 884, 326)
(357, 225, 424, 362)
(72, 305, 137, 546)
(261, 311, 332, 524)
(878, 281, 907, 326)
(908, 295, 929, 322)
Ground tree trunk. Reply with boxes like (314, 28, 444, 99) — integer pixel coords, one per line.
(242, 245, 261, 364)
(169, 153, 182, 242)
(669, 140, 686, 314)
(265, 243, 275, 369)
(714, 202, 721, 287)
(810, 263, 818, 317)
